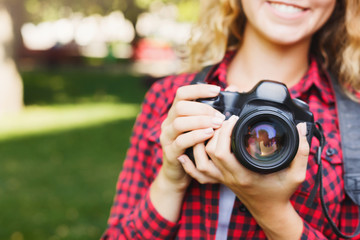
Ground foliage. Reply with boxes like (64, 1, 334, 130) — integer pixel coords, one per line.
(25, 0, 127, 22)
(176, 0, 199, 22)
(24, 0, 198, 23)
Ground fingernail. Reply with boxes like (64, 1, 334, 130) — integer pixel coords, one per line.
(177, 156, 185, 164)
(209, 85, 221, 94)
(229, 115, 239, 122)
(212, 117, 224, 126)
(204, 127, 214, 135)
(299, 123, 307, 136)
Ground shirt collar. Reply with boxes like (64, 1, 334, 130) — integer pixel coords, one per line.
(206, 51, 334, 104)
(206, 51, 235, 89)
(290, 58, 335, 104)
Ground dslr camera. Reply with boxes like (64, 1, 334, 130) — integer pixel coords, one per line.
(187, 80, 315, 174)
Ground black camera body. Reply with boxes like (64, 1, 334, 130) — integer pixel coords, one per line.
(188, 80, 315, 174)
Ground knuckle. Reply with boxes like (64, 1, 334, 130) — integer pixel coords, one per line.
(173, 101, 183, 115)
(197, 178, 208, 185)
(159, 125, 170, 144)
(234, 173, 252, 187)
(214, 150, 226, 160)
(293, 173, 306, 185)
(175, 87, 186, 100)
(172, 118, 183, 132)
(160, 119, 167, 131)
(238, 178, 252, 188)
(196, 164, 208, 173)
(174, 136, 185, 150)
(205, 144, 214, 155)
(159, 133, 168, 146)
(294, 171, 306, 184)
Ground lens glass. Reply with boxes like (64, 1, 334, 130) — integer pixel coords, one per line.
(244, 121, 285, 161)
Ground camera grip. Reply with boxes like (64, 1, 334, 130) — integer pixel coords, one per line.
(185, 147, 195, 161)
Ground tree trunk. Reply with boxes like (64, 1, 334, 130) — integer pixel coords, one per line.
(0, 2, 24, 117)
(124, 0, 143, 26)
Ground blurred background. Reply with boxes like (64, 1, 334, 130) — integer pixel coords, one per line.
(0, 0, 198, 239)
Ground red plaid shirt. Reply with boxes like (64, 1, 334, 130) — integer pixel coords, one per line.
(102, 51, 360, 239)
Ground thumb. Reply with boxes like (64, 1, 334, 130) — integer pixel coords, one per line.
(296, 122, 310, 157)
(288, 122, 310, 182)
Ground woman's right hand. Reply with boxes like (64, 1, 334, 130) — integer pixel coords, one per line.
(158, 83, 226, 192)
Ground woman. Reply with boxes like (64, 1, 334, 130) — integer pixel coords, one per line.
(103, 0, 360, 239)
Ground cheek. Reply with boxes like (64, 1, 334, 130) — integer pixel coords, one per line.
(240, 0, 262, 20)
(314, 1, 337, 27)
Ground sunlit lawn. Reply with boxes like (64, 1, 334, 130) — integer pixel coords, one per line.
(0, 65, 147, 240)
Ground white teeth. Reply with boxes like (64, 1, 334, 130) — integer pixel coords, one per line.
(270, 3, 303, 13)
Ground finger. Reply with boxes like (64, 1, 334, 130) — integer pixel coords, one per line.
(193, 143, 223, 180)
(168, 100, 225, 118)
(163, 114, 225, 141)
(193, 142, 209, 170)
(167, 128, 215, 158)
(205, 126, 228, 175)
(178, 154, 220, 184)
(173, 84, 220, 105)
(288, 123, 310, 183)
(212, 115, 240, 168)
(205, 126, 220, 157)
(206, 119, 253, 187)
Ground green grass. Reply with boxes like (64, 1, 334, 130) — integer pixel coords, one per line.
(0, 66, 148, 240)
(0, 103, 139, 141)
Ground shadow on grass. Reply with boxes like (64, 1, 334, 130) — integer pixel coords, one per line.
(0, 117, 136, 240)
(22, 66, 148, 106)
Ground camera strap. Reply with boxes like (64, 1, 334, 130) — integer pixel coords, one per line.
(305, 73, 360, 239)
(191, 65, 216, 85)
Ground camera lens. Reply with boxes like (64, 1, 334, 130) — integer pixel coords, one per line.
(231, 110, 299, 173)
(244, 121, 285, 161)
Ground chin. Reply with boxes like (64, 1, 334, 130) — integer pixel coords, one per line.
(264, 31, 311, 48)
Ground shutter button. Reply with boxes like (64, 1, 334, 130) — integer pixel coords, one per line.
(326, 148, 335, 157)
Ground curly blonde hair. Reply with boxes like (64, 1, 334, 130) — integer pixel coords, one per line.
(184, 0, 360, 99)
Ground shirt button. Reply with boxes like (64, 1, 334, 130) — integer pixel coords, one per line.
(326, 148, 335, 157)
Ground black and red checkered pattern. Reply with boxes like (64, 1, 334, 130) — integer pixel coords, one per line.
(102, 51, 360, 239)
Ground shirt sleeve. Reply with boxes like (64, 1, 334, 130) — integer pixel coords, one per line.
(101, 77, 180, 240)
(300, 196, 360, 239)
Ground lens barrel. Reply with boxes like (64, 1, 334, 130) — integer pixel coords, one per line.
(231, 109, 299, 173)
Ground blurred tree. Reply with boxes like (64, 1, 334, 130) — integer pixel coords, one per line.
(24, 0, 143, 25)
(0, 0, 197, 117)
(0, 0, 24, 117)
(135, 0, 198, 22)
(24, 0, 197, 25)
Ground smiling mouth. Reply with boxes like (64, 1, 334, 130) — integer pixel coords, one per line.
(268, 1, 307, 13)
